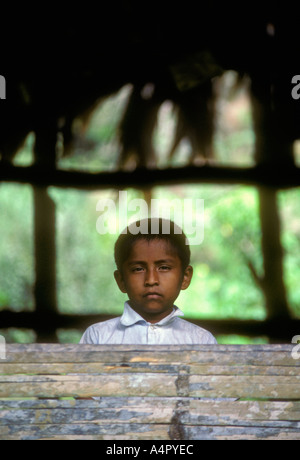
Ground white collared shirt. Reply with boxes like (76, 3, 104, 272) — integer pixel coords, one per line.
(80, 302, 217, 345)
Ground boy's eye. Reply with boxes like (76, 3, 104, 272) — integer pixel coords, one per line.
(159, 265, 171, 271)
(132, 267, 144, 272)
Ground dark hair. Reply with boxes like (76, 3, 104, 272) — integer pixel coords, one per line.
(114, 218, 190, 272)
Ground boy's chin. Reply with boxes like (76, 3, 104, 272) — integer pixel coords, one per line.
(133, 301, 174, 318)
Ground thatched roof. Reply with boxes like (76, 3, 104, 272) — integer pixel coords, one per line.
(1, 7, 299, 170)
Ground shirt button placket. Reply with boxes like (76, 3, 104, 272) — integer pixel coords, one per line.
(148, 324, 157, 344)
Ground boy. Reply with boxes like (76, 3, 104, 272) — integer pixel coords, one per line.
(80, 218, 217, 344)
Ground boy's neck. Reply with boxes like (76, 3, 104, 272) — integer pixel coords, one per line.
(128, 302, 174, 324)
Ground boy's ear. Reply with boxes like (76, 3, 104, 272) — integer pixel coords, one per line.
(181, 265, 193, 291)
(114, 270, 127, 293)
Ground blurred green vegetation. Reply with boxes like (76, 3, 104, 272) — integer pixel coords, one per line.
(0, 184, 34, 311)
(1, 181, 300, 344)
(48, 184, 265, 320)
(1, 73, 300, 344)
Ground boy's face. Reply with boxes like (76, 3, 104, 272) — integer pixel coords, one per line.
(114, 238, 193, 323)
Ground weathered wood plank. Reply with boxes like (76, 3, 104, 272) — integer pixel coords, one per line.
(3, 344, 298, 367)
(0, 422, 172, 440)
(1, 398, 300, 425)
(186, 400, 300, 426)
(189, 375, 300, 399)
(1, 362, 299, 376)
(6, 344, 293, 354)
(186, 426, 300, 440)
(1, 397, 300, 417)
(0, 374, 299, 399)
(0, 374, 177, 398)
(1, 422, 300, 440)
(0, 345, 299, 440)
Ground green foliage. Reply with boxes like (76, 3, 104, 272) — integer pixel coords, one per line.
(0, 184, 34, 311)
(279, 189, 300, 317)
(49, 187, 125, 315)
(0, 328, 36, 343)
(216, 335, 269, 344)
(2, 181, 299, 345)
(50, 184, 266, 321)
(154, 185, 265, 320)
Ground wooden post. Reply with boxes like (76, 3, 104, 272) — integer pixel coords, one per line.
(33, 126, 58, 342)
(258, 187, 290, 320)
(249, 73, 291, 322)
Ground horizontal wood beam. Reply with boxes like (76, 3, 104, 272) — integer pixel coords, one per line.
(1, 163, 300, 190)
(0, 311, 299, 342)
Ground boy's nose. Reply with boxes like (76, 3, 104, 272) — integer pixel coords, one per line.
(144, 269, 159, 286)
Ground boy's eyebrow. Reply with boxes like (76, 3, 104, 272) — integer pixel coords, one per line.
(126, 260, 146, 266)
(127, 258, 176, 266)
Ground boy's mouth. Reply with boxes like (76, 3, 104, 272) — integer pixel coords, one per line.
(143, 292, 163, 299)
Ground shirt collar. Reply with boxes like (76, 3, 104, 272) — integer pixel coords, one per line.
(120, 301, 184, 327)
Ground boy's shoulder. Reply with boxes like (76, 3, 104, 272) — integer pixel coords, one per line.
(80, 316, 121, 343)
(89, 316, 120, 329)
(173, 316, 217, 344)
